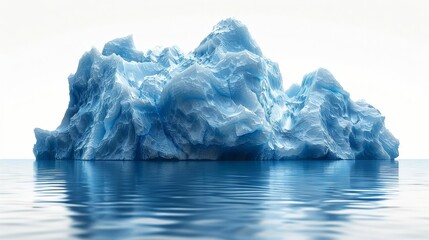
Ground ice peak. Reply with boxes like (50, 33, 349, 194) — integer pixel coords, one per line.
(212, 18, 246, 34)
(301, 68, 345, 93)
(194, 18, 263, 62)
(102, 35, 144, 62)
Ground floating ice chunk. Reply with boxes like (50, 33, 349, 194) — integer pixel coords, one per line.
(34, 18, 399, 160)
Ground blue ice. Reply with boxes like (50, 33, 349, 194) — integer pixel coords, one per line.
(34, 19, 399, 160)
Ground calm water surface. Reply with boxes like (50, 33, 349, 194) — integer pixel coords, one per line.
(0, 159, 428, 240)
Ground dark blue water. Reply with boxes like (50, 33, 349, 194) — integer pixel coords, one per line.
(0, 160, 428, 240)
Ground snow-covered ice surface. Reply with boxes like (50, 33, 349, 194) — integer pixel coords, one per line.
(34, 19, 399, 160)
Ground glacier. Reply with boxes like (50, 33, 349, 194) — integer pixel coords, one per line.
(34, 18, 399, 160)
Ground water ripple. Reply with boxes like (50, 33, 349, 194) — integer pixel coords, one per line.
(1, 159, 429, 239)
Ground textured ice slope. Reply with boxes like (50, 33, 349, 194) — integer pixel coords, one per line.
(34, 19, 399, 160)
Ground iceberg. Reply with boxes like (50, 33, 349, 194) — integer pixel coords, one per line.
(34, 18, 399, 160)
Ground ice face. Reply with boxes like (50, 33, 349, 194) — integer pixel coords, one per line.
(33, 18, 399, 160)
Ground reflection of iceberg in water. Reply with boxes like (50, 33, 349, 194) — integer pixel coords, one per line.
(34, 160, 398, 239)
(264, 160, 398, 237)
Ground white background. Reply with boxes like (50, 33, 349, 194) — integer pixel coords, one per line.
(0, 0, 428, 159)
